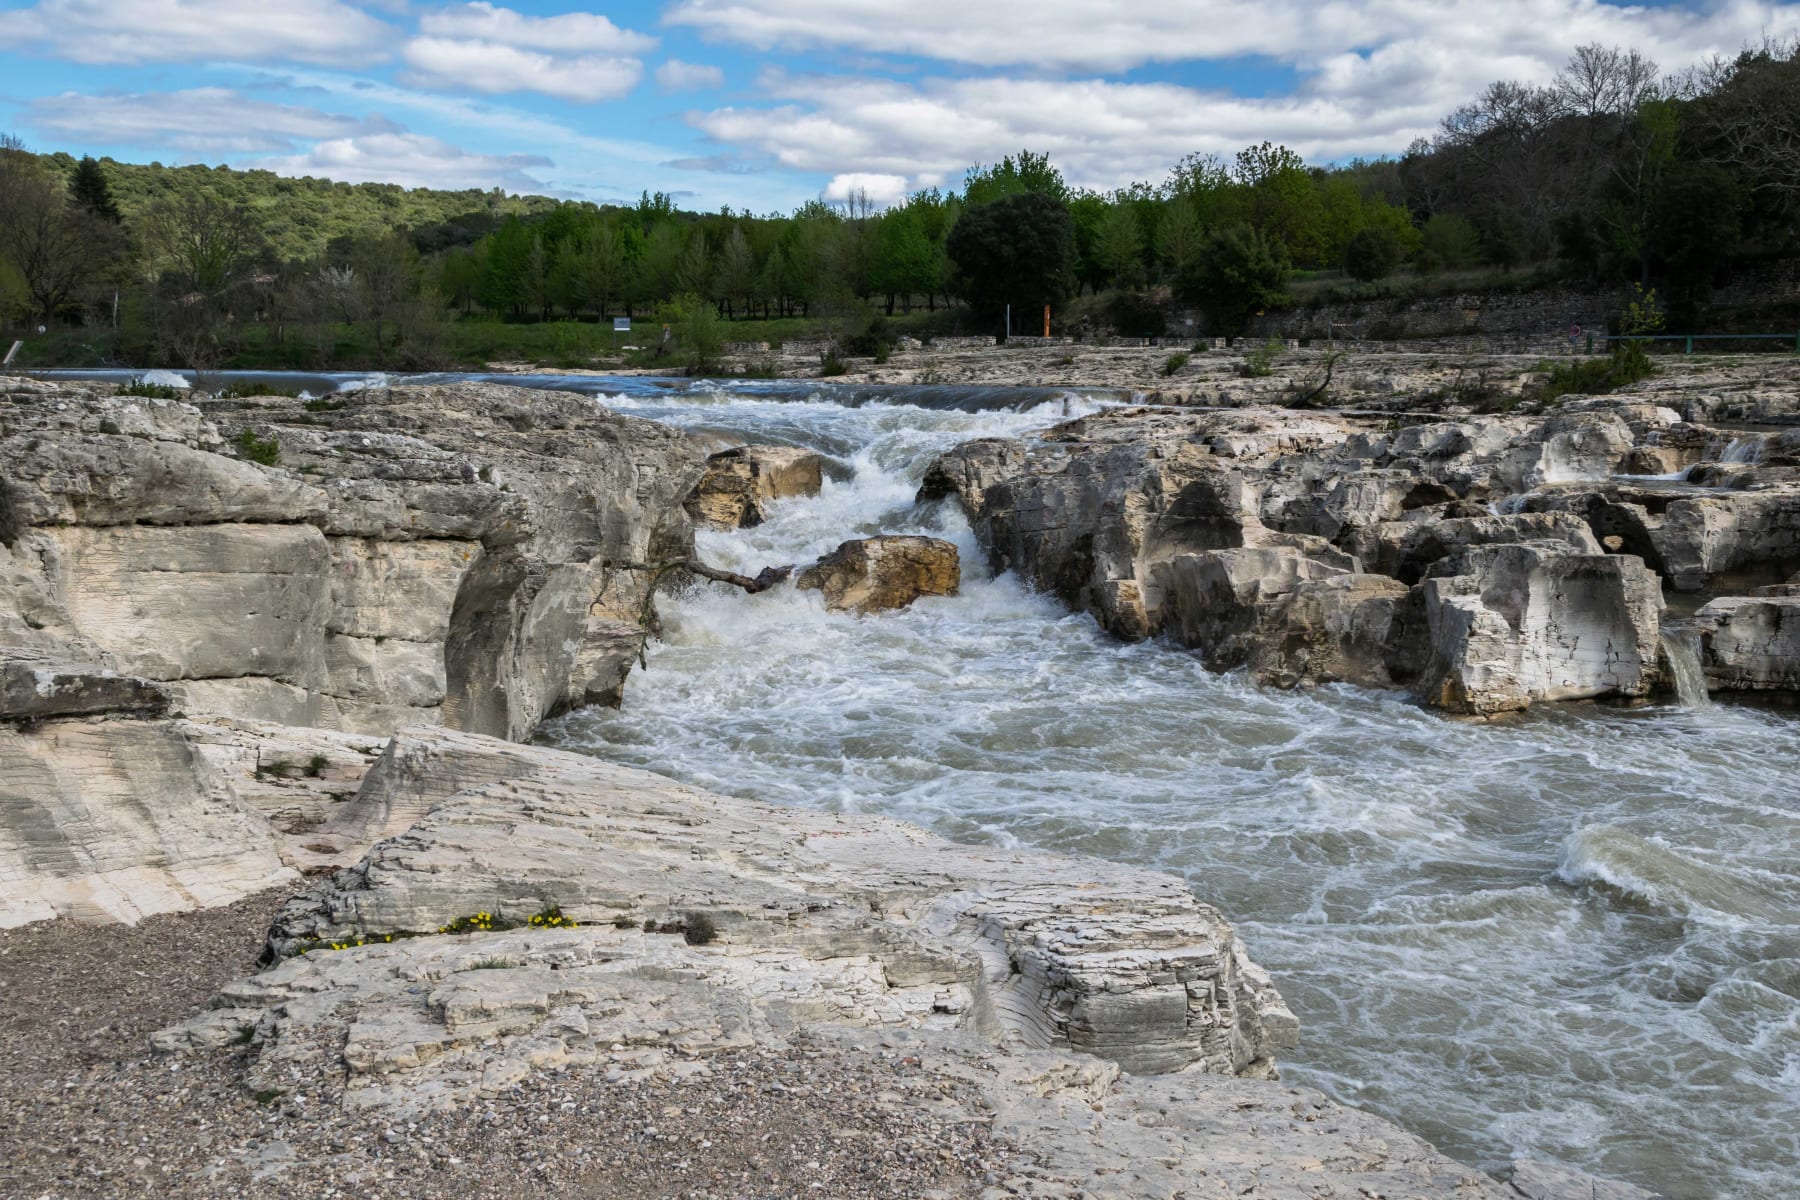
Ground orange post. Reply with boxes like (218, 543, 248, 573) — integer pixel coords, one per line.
(1043, 305, 1050, 337)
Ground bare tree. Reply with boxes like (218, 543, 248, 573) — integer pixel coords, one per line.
(0, 139, 114, 326)
(1555, 43, 1661, 119)
(138, 194, 267, 368)
(1691, 39, 1800, 201)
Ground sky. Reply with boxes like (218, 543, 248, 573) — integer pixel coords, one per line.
(2, 0, 1798, 213)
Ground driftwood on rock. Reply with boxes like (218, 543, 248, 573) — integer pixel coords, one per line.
(607, 558, 794, 594)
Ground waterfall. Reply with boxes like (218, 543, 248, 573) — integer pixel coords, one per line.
(1661, 631, 1711, 708)
(1720, 436, 1764, 464)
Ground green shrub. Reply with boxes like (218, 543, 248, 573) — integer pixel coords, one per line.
(657, 293, 724, 375)
(303, 397, 346, 412)
(1539, 341, 1657, 404)
(1105, 289, 1167, 337)
(1343, 227, 1401, 282)
(1161, 351, 1190, 377)
(234, 427, 281, 465)
(121, 379, 185, 400)
(683, 912, 719, 945)
(1240, 339, 1282, 378)
(97, 417, 121, 435)
(819, 353, 847, 377)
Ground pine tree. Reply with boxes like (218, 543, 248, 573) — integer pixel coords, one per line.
(69, 156, 121, 223)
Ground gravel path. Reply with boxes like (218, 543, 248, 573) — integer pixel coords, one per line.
(0, 893, 1006, 1200)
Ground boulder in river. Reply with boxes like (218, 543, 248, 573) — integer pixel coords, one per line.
(795, 535, 959, 614)
(1691, 594, 1800, 696)
(684, 444, 824, 530)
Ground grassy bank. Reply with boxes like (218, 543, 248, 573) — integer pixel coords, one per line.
(2, 308, 971, 373)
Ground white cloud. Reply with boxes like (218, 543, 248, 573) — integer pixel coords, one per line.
(257, 131, 553, 192)
(667, 0, 1800, 74)
(691, 74, 1438, 197)
(823, 172, 908, 207)
(29, 88, 379, 153)
(656, 58, 726, 92)
(0, 0, 391, 64)
(419, 2, 655, 53)
(679, 1, 1800, 197)
(400, 37, 644, 102)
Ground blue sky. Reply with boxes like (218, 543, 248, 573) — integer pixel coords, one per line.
(2, 0, 1796, 212)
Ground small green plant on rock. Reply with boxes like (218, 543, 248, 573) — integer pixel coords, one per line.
(234, 427, 281, 466)
(683, 912, 719, 945)
(1161, 351, 1190, 377)
(121, 379, 184, 400)
(305, 754, 329, 778)
(819, 352, 848, 377)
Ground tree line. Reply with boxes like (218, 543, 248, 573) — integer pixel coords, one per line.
(2, 37, 1796, 369)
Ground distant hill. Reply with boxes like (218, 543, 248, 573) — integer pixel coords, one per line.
(38, 152, 562, 261)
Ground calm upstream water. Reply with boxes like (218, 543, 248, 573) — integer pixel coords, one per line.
(37, 369, 1799, 1197)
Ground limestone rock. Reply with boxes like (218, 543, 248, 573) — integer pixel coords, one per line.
(1251, 572, 1417, 689)
(150, 729, 1531, 1197)
(1691, 596, 1800, 694)
(795, 536, 959, 613)
(1420, 543, 1663, 716)
(684, 445, 823, 529)
(1, 381, 705, 741)
(1510, 1158, 1663, 1200)
(258, 729, 1295, 1082)
(0, 660, 167, 721)
(0, 717, 295, 928)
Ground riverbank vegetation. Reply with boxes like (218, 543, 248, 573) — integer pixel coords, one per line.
(2, 39, 1796, 371)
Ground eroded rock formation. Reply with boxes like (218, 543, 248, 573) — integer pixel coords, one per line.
(922, 394, 1800, 714)
(684, 444, 824, 529)
(0, 376, 703, 927)
(794, 534, 960, 613)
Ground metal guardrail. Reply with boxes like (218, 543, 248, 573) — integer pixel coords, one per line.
(1592, 332, 1800, 354)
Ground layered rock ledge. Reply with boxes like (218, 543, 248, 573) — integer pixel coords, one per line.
(1, 376, 704, 925)
(142, 724, 1567, 1199)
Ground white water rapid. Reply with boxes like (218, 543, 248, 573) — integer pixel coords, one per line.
(520, 381, 1796, 1200)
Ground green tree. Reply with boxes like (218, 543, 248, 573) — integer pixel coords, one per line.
(869, 207, 936, 313)
(69, 155, 122, 223)
(1342, 226, 1401, 281)
(946, 190, 1076, 325)
(1416, 212, 1483, 273)
(1093, 203, 1144, 287)
(0, 145, 114, 325)
(715, 225, 754, 317)
(1233, 142, 1325, 264)
(963, 150, 1070, 206)
(1155, 196, 1203, 277)
(659, 292, 722, 373)
(478, 217, 531, 314)
(1176, 223, 1289, 335)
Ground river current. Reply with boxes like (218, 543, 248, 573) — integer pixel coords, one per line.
(33, 369, 1800, 1197)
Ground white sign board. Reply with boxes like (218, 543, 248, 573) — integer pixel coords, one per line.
(613, 317, 631, 332)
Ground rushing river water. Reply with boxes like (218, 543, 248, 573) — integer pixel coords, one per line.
(34, 369, 1800, 1197)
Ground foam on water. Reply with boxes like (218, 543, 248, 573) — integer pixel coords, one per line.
(522, 381, 1797, 1199)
